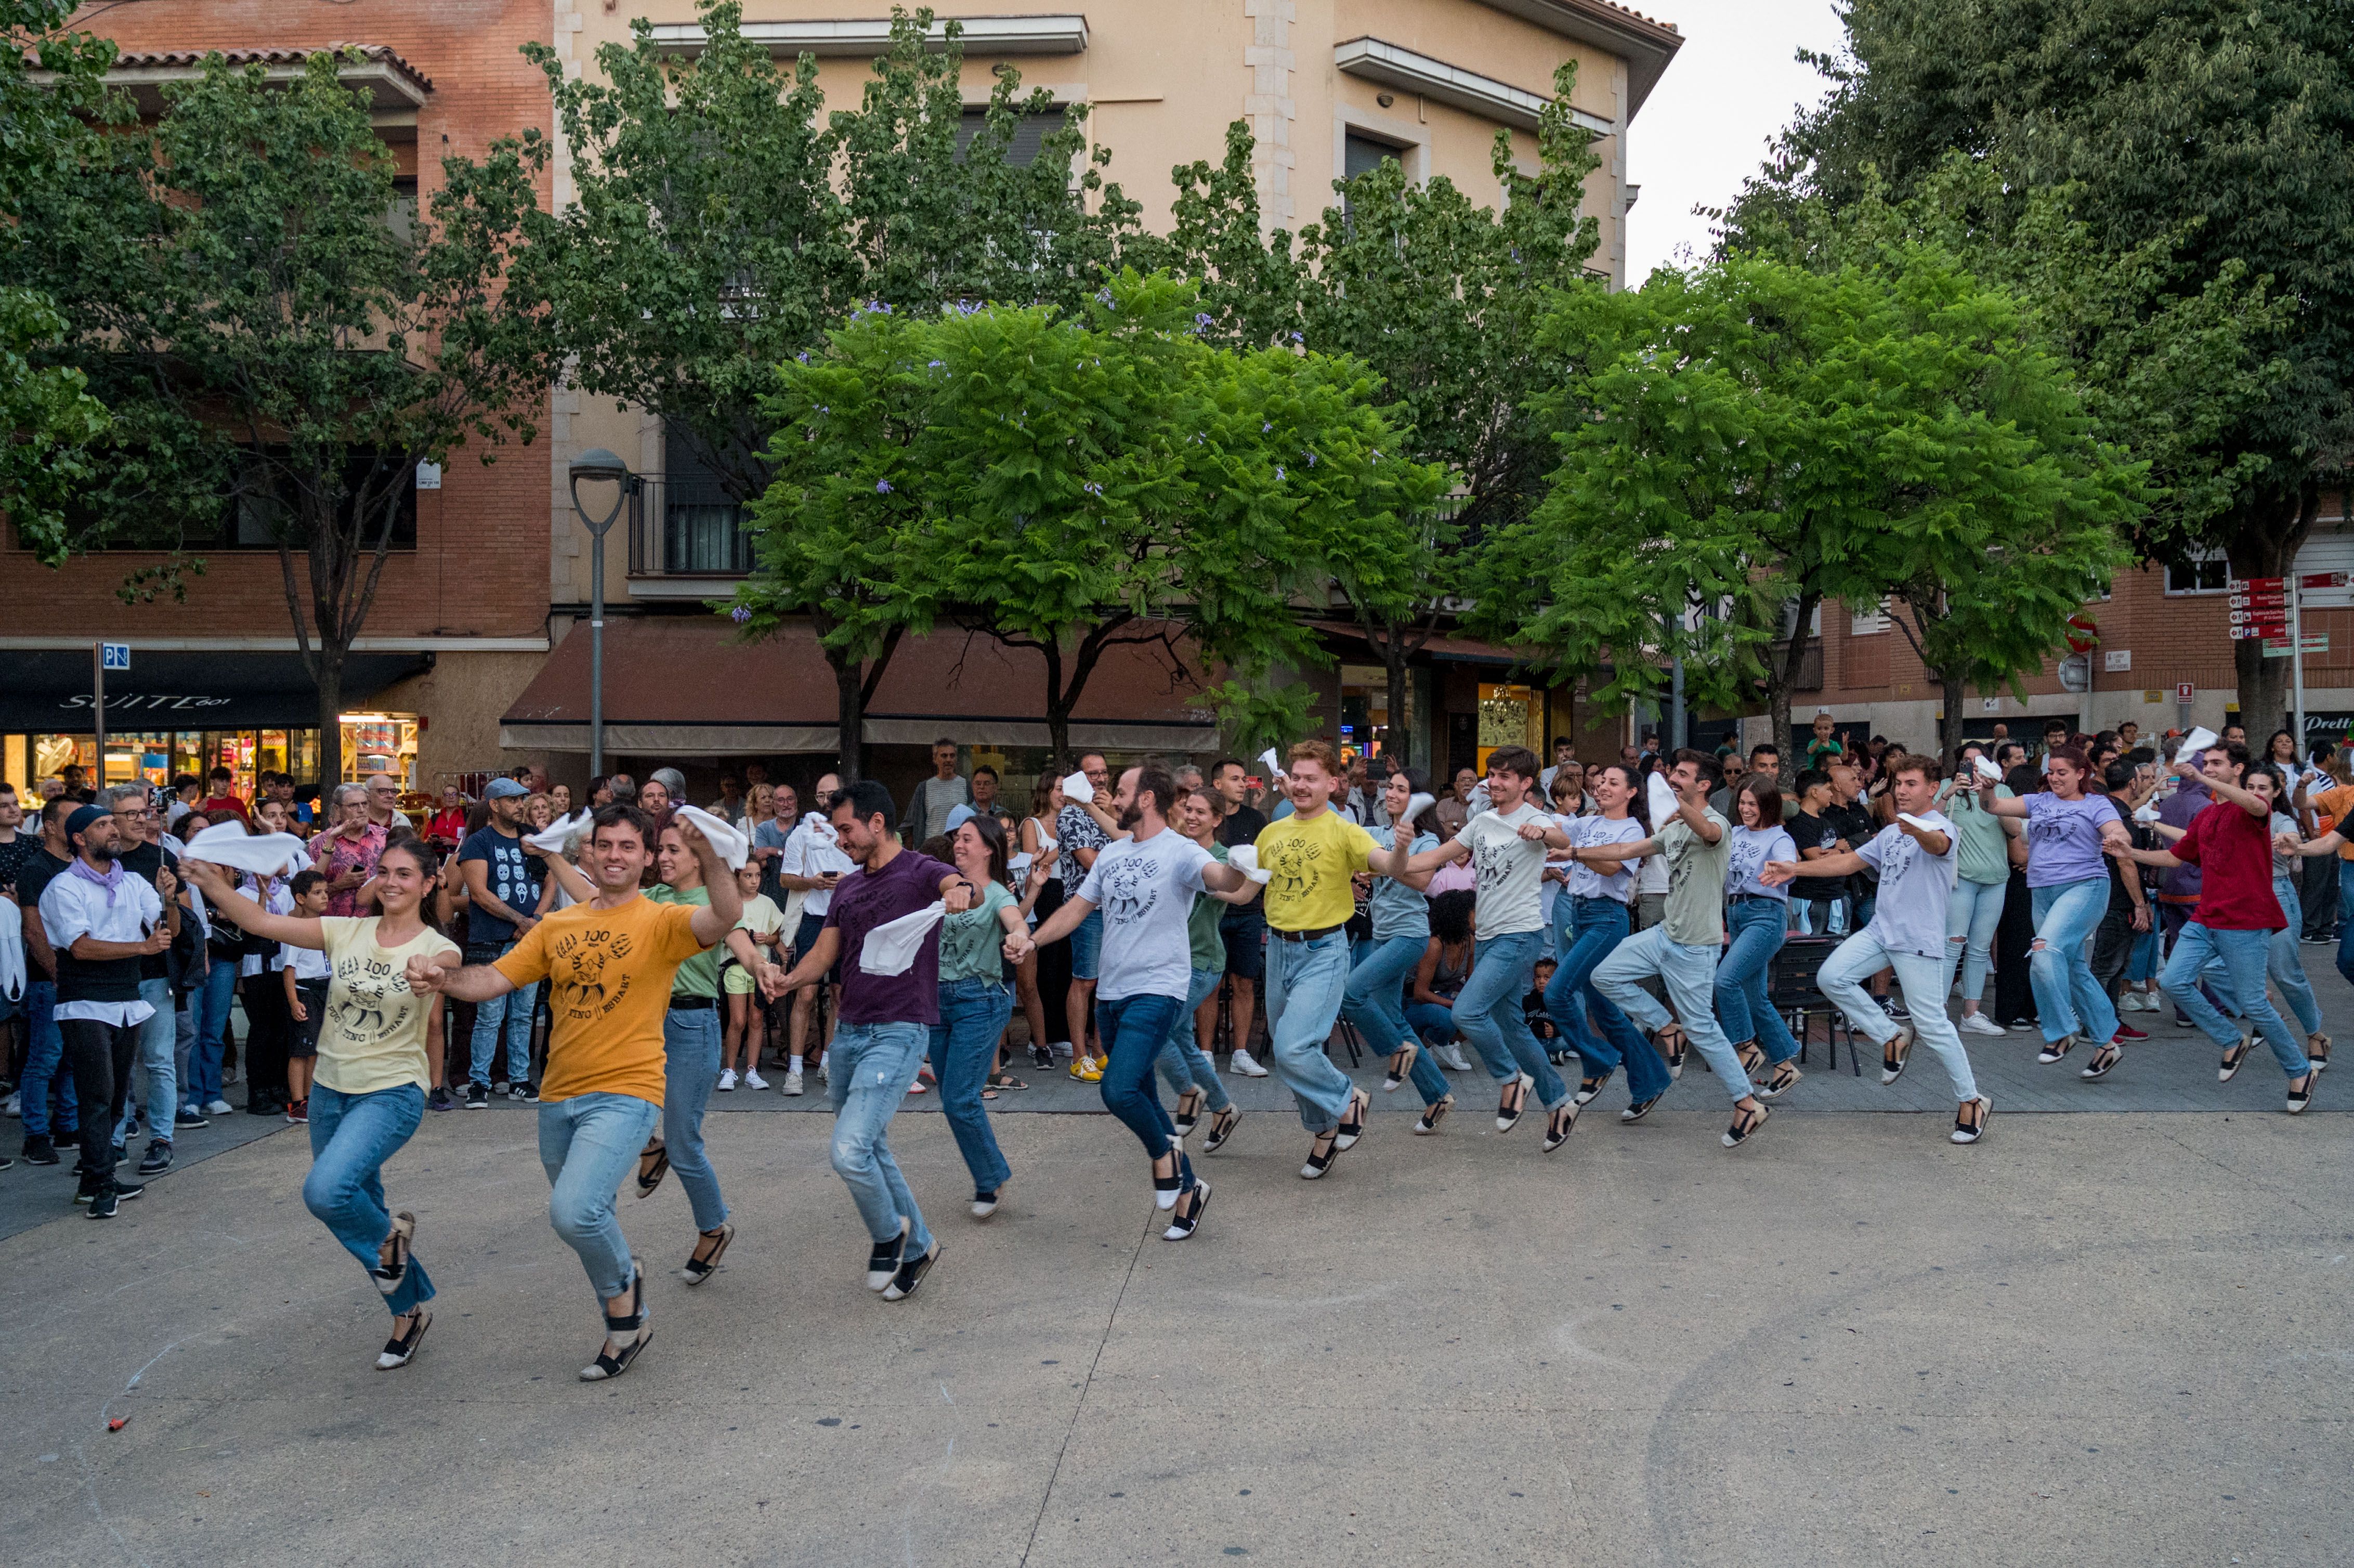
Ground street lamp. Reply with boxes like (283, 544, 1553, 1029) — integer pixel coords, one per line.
(569, 448, 637, 778)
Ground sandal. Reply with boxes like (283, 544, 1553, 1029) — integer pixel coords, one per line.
(579, 1262, 651, 1381)
(1173, 1088, 1204, 1135)
(681, 1222, 734, 1285)
(1656, 1026, 1688, 1080)
(1951, 1095, 1993, 1144)
(1758, 1062, 1802, 1100)
(1541, 1100, 1579, 1154)
(1333, 1089, 1370, 1151)
(2079, 1042, 2122, 1081)
(1414, 1094, 1454, 1135)
(1383, 1042, 1418, 1093)
(2218, 1035, 2257, 1083)
(1202, 1105, 1241, 1154)
(1152, 1149, 1183, 1211)
(1735, 1040, 1765, 1077)
(1300, 1125, 1343, 1180)
(1163, 1177, 1211, 1242)
(2286, 1072, 2317, 1114)
(634, 1139, 670, 1199)
(375, 1308, 431, 1371)
(2306, 1034, 2330, 1073)
(1720, 1099, 1771, 1149)
(1619, 1091, 1664, 1124)
(987, 1068, 1029, 1092)
(1880, 1024, 1915, 1086)
(1573, 1071, 1611, 1107)
(2037, 1033, 2077, 1065)
(371, 1209, 416, 1296)
(1496, 1072, 1533, 1133)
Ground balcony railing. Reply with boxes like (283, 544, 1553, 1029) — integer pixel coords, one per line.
(626, 473, 755, 578)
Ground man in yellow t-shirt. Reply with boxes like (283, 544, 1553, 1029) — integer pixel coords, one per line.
(1249, 739, 1376, 1179)
(411, 803, 739, 1383)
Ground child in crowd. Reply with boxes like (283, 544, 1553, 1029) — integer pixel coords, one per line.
(721, 860, 784, 1091)
(281, 868, 334, 1122)
(1526, 957, 1563, 1063)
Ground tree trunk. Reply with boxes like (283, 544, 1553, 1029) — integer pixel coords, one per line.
(1386, 632, 1412, 772)
(1936, 667, 1968, 760)
(315, 647, 345, 795)
(1769, 591, 1820, 780)
(831, 650, 866, 782)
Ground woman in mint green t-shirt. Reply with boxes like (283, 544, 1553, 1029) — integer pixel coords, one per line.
(930, 816, 1038, 1219)
(1937, 744, 2019, 1038)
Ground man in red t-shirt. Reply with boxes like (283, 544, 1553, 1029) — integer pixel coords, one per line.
(2112, 743, 2316, 1110)
(198, 765, 250, 825)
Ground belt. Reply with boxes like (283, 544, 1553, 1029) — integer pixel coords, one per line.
(1272, 922, 1348, 943)
(667, 995, 717, 1011)
(1727, 893, 1783, 906)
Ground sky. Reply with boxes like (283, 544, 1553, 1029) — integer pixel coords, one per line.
(1622, 0, 1850, 279)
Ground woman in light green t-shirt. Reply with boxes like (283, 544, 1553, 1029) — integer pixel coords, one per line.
(1936, 746, 2019, 1037)
(930, 816, 1040, 1218)
(183, 838, 461, 1372)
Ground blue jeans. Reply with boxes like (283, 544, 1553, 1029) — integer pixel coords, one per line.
(827, 1020, 932, 1254)
(306, 1082, 435, 1316)
(469, 940, 538, 1086)
(1262, 930, 1358, 1133)
(1946, 877, 2007, 1004)
(1097, 991, 1193, 1189)
(2029, 878, 2120, 1047)
(1592, 924, 1751, 1104)
(2164, 922, 2308, 1077)
(2338, 873, 2354, 992)
(1820, 932, 1980, 1101)
(1068, 908, 1104, 982)
(1714, 898, 1797, 1067)
(120, 976, 178, 1142)
(2126, 924, 2161, 983)
(930, 977, 1014, 1195)
(661, 1004, 728, 1231)
(184, 959, 236, 1109)
(2269, 878, 2323, 1038)
(1341, 935, 1451, 1106)
(1404, 998, 1459, 1050)
(1544, 898, 1668, 1103)
(1456, 929, 1568, 1112)
(17, 979, 75, 1135)
(1155, 966, 1234, 1114)
(539, 1091, 662, 1302)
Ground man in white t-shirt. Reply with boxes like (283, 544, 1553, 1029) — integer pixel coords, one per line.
(1764, 751, 1990, 1144)
(777, 772, 852, 1091)
(1383, 746, 1579, 1151)
(1011, 764, 1247, 1240)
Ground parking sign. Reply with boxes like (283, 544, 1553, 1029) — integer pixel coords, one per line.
(100, 642, 130, 671)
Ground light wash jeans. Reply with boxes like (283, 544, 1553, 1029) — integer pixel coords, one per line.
(2165, 921, 2308, 1077)
(17, 979, 76, 1136)
(2028, 877, 2119, 1047)
(930, 977, 1014, 1196)
(1545, 897, 1669, 1103)
(1262, 930, 1357, 1133)
(1455, 929, 1568, 1112)
(827, 1020, 933, 1255)
(539, 1090, 662, 1302)
(661, 1004, 728, 1231)
(305, 1082, 435, 1317)
(2269, 878, 2323, 1038)
(468, 939, 539, 1086)
(184, 959, 236, 1110)
(1946, 877, 2007, 1004)
(1592, 924, 1751, 1104)
(1820, 931, 1981, 1102)
(1713, 898, 1798, 1068)
(1098, 992, 1194, 1191)
(1156, 966, 1234, 1114)
(116, 975, 178, 1143)
(1340, 934, 1451, 1106)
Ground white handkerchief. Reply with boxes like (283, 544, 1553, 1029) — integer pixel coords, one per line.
(1225, 844, 1272, 884)
(182, 822, 308, 877)
(526, 809, 591, 855)
(2134, 803, 2161, 825)
(1061, 770, 1095, 805)
(1259, 748, 1283, 781)
(673, 805, 750, 870)
(0, 905, 22, 1002)
(1973, 755, 2002, 782)
(1898, 813, 1940, 832)
(1401, 791, 1435, 826)
(859, 901, 947, 976)
(2178, 726, 2218, 757)
(1645, 772, 1679, 826)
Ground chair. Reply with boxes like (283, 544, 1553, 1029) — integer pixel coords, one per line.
(1769, 935, 1860, 1075)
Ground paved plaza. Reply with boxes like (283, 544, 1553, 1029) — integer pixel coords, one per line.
(5, 1002, 2352, 1567)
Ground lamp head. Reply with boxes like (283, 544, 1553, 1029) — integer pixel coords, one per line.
(568, 449, 634, 532)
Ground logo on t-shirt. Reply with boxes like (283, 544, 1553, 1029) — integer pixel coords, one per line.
(547, 926, 638, 1021)
(1262, 836, 1327, 902)
(327, 951, 419, 1044)
(1098, 854, 1160, 925)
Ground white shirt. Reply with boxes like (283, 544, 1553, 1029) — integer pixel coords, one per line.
(1566, 814, 1645, 904)
(286, 940, 332, 981)
(1459, 803, 1550, 938)
(39, 866, 165, 1025)
(1855, 813, 1959, 959)
(780, 816, 854, 917)
(1077, 828, 1214, 1003)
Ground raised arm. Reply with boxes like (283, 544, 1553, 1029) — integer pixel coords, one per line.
(679, 823, 743, 945)
(531, 843, 596, 904)
(181, 860, 326, 951)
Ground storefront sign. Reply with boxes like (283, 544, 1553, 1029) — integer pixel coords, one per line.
(0, 650, 428, 731)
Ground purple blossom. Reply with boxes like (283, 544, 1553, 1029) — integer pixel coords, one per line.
(1275, 466, 1285, 481)
(795, 351, 809, 363)
(1083, 481, 1104, 496)
(928, 359, 945, 369)
(1262, 422, 1272, 433)
(875, 479, 893, 494)
(1194, 311, 1214, 329)
(1290, 330, 1304, 344)
(730, 605, 752, 625)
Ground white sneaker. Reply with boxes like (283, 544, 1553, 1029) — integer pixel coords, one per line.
(3, 1091, 18, 1118)
(743, 1069, 769, 1091)
(1436, 1043, 1473, 1073)
(1959, 1012, 2006, 1036)
(717, 1068, 738, 1093)
(782, 1069, 805, 1097)
(206, 1099, 233, 1117)
(1228, 1050, 1270, 1078)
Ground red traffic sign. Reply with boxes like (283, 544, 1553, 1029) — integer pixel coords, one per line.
(2063, 612, 2100, 654)
(2230, 588, 2287, 608)
(2177, 683, 2195, 701)
(2240, 576, 2285, 590)
(2302, 572, 2351, 590)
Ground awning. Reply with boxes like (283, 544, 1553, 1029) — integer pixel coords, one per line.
(0, 650, 433, 732)
(1307, 620, 1531, 669)
(500, 618, 1224, 755)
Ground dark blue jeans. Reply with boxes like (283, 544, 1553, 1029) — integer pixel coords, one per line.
(17, 979, 77, 1136)
(1542, 898, 1668, 1102)
(1713, 897, 1799, 1066)
(1342, 934, 1453, 1106)
(1096, 992, 1193, 1191)
(930, 976, 1014, 1195)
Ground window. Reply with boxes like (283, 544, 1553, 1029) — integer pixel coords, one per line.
(385, 175, 420, 246)
(58, 447, 416, 551)
(956, 108, 1067, 166)
(1849, 597, 1889, 636)
(1344, 130, 1409, 183)
(2165, 552, 2230, 595)
(658, 424, 754, 576)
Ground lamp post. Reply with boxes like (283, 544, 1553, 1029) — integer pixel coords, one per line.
(568, 449, 637, 779)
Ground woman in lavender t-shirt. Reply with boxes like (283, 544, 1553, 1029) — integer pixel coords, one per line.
(1971, 745, 2133, 1064)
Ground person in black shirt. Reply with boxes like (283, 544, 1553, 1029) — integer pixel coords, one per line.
(14, 796, 80, 1165)
(1208, 759, 1270, 1071)
(1785, 770, 1850, 934)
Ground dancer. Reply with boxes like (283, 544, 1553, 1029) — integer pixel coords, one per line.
(1153, 786, 1254, 1152)
(1763, 752, 1992, 1143)
(1972, 745, 2130, 1066)
(1011, 765, 1247, 1232)
(930, 812, 1037, 1219)
(1935, 742, 2017, 1036)
(1712, 774, 1802, 1099)
(184, 839, 457, 1368)
(763, 781, 976, 1299)
(1535, 763, 1665, 1117)
(1338, 768, 1454, 1134)
(2113, 749, 2318, 1111)
(1575, 751, 1773, 1147)
(409, 805, 741, 1379)
(1383, 746, 1581, 1152)
(40, 805, 176, 1217)
(1253, 740, 1384, 1175)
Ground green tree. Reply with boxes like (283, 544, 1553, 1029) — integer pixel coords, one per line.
(1721, 0, 2353, 733)
(9, 50, 548, 785)
(1477, 249, 2141, 759)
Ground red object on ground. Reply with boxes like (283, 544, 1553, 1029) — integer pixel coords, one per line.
(107, 1417, 128, 1432)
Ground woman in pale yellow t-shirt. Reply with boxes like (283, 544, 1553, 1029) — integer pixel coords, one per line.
(182, 838, 461, 1373)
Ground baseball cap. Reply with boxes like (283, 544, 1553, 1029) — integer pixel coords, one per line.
(485, 778, 530, 800)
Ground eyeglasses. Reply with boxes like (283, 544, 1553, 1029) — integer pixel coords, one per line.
(111, 807, 152, 821)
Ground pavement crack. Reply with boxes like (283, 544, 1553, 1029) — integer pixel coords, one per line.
(2151, 1121, 2326, 1221)
(1016, 1200, 1155, 1567)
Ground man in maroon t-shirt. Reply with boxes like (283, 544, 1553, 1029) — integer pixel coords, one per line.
(2112, 744, 2316, 1110)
